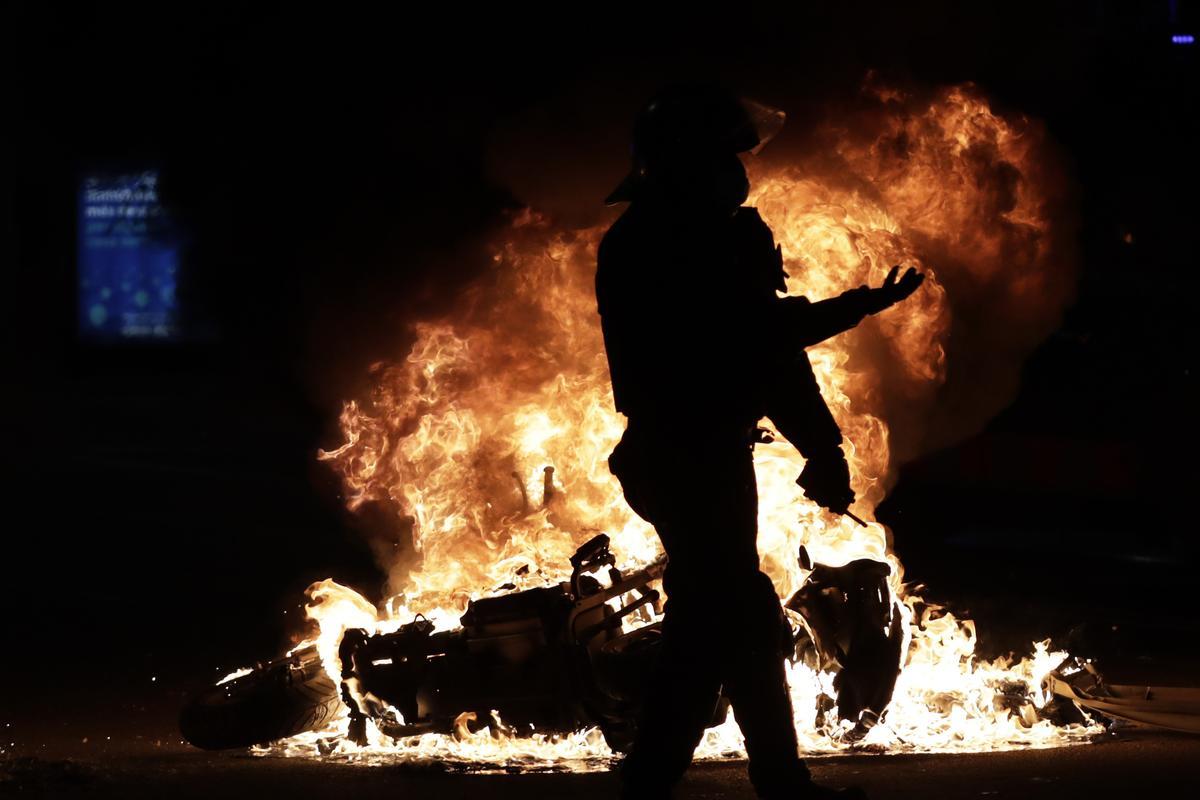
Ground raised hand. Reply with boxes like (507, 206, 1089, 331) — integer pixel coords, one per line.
(875, 265, 925, 310)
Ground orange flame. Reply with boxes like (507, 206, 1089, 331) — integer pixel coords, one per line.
(283, 83, 1097, 763)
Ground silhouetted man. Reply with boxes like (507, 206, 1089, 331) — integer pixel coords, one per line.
(596, 83, 923, 799)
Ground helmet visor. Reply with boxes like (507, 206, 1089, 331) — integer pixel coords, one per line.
(739, 96, 787, 155)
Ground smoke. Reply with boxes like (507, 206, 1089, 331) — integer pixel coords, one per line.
(791, 81, 1078, 461)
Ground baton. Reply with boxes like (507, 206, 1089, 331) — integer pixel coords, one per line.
(843, 510, 868, 527)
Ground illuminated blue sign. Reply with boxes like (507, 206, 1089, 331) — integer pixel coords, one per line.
(78, 170, 181, 339)
(1171, 34, 1195, 44)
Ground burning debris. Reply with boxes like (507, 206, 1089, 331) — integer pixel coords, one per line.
(181, 536, 1095, 767)
(181, 83, 1108, 765)
(1048, 666, 1200, 734)
(787, 547, 905, 739)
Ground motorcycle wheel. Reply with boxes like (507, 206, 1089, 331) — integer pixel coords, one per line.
(179, 644, 342, 750)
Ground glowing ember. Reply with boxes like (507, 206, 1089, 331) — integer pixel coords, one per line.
(268, 83, 1099, 765)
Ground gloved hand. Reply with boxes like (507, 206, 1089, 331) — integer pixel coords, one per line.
(863, 265, 925, 314)
(797, 448, 855, 514)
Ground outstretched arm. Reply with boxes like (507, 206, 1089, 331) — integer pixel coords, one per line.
(776, 265, 925, 349)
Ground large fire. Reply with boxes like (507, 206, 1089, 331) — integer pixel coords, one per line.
(265, 83, 1099, 766)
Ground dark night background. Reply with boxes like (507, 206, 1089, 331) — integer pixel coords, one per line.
(5, 1, 1199, 759)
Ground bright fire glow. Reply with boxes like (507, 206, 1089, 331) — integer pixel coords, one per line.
(260, 83, 1099, 766)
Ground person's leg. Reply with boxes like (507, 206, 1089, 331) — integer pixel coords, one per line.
(703, 447, 813, 797)
(719, 570, 814, 797)
(713, 453, 864, 799)
(616, 437, 861, 798)
(616, 438, 753, 799)
(618, 581, 723, 799)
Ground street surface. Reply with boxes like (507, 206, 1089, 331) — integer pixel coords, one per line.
(4, 729, 1198, 799)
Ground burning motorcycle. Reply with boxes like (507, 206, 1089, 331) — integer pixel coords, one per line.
(180, 535, 904, 752)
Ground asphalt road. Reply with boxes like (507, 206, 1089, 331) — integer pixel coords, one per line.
(3, 730, 1198, 800)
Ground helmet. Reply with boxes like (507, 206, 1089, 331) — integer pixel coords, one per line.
(605, 82, 786, 205)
